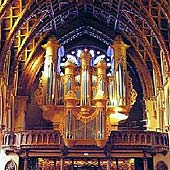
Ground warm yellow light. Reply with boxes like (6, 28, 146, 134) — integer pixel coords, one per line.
(95, 90, 104, 98)
(43, 56, 52, 77)
(109, 98, 117, 106)
(109, 112, 128, 124)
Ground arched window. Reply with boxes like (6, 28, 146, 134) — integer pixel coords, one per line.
(58, 47, 111, 75)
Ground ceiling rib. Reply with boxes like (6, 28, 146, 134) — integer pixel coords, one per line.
(155, 0, 170, 21)
(0, 0, 14, 20)
(122, 30, 154, 98)
(138, 0, 170, 71)
(0, 0, 34, 72)
(124, 11, 162, 87)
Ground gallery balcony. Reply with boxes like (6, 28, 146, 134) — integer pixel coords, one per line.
(1, 130, 63, 151)
(1, 130, 169, 155)
(109, 130, 169, 154)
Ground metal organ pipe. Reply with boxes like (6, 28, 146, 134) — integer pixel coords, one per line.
(42, 36, 59, 105)
(64, 60, 76, 95)
(116, 70, 120, 105)
(46, 62, 55, 104)
(96, 110, 105, 139)
(66, 110, 72, 139)
(95, 60, 107, 96)
(95, 60, 107, 140)
(57, 79, 64, 105)
(111, 35, 129, 106)
(80, 50, 91, 106)
(118, 64, 122, 99)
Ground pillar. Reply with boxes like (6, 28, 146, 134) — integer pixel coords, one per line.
(116, 158, 119, 170)
(144, 97, 158, 131)
(60, 157, 64, 170)
(0, 127, 2, 147)
(107, 158, 111, 170)
(14, 96, 27, 130)
(24, 155, 28, 170)
(6, 89, 15, 131)
(143, 158, 148, 170)
(98, 159, 101, 170)
(54, 159, 56, 170)
(0, 72, 7, 130)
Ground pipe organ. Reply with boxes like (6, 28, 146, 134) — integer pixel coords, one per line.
(34, 35, 137, 147)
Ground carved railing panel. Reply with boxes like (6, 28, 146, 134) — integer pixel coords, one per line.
(109, 131, 169, 153)
(1, 130, 169, 154)
(2, 130, 62, 149)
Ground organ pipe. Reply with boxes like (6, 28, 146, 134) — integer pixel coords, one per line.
(57, 78, 64, 105)
(64, 60, 76, 95)
(66, 110, 73, 139)
(80, 50, 91, 106)
(95, 60, 107, 98)
(42, 36, 59, 105)
(94, 60, 107, 140)
(111, 35, 129, 106)
(96, 110, 105, 139)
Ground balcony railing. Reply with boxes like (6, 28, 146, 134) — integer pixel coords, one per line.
(109, 130, 169, 153)
(2, 130, 62, 150)
(1, 130, 169, 154)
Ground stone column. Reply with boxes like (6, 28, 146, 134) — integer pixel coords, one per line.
(107, 158, 111, 170)
(0, 127, 2, 147)
(24, 154, 29, 170)
(54, 159, 56, 170)
(60, 157, 64, 170)
(143, 158, 148, 170)
(104, 144, 112, 170)
(116, 158, 119, 170)
(0, 72, 7, 130)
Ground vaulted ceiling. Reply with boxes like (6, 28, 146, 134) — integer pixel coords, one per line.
(0, 0, 170, 99)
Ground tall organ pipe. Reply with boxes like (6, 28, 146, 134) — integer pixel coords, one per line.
(64, 60, 76, 95)
(111, 35, 129, 106)
(95, 60, 107, 139)
(80, 50, 91, 106)
(42, 36, 60, 105)
(95, 60, 107, 98)
(66, 110, 73, 139)
(96, 110, 105, 139)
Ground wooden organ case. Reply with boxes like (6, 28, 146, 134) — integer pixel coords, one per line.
(34, 35, 137, 148)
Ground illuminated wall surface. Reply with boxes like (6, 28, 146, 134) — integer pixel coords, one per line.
(0, 1, 170, 170)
